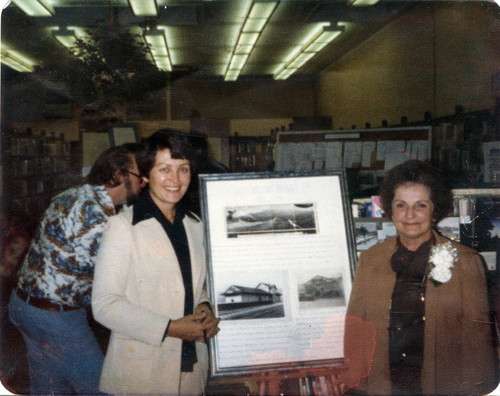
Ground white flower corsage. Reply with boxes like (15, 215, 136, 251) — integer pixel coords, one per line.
(428, 242, 458, 286)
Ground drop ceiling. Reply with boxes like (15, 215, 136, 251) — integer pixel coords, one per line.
(1, 0, 416, 80)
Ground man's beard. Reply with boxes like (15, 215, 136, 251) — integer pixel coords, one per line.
(124, 178, 139, 206)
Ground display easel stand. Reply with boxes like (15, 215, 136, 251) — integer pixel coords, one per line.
(207, 366, 346, 396)
(256, 367, 346, 396)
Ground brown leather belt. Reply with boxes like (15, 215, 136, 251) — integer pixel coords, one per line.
(16, 288, 79, 312)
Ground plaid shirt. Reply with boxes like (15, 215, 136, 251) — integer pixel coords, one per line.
(17, 184, 116, 307)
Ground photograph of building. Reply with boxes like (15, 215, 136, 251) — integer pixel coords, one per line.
(218, 282, 284, 320)
(298, 275, 345, 310)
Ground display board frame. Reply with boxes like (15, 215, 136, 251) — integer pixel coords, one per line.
(108, 123, 139, 146)
(199, 170, 357, 377)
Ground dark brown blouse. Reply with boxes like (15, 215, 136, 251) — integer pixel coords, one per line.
(389, 238, 433, 395)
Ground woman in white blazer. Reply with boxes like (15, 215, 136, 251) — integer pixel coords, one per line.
(92, 129, 220, 395)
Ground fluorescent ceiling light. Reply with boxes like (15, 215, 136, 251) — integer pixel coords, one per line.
(274, 24, 344, 80)
(235, 44, 253, 55)
(1, 49, 36, 72)
(129, 0, 158, 17)
(288, 52, 315, 69)
(153, 57, 171, 72)
(242, 18, 268, 33)
(224, 1, 279, 81)
(144, 29, 172, 71)
(237, 32, 259, 47)
(348, 0, 380, 6)
(52, 28, 78, 48)
(225, 70, 240, 82)
(275, 68, 295, 80)
(228, 54, 249, 70)
(249, 1, 278, 19)
(11, 0, 54, 17)
(303, 30, 342, 52)
(145, 35, 168, 57)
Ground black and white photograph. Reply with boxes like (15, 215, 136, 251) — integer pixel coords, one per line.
(459, 194, 500, 272)
(298, 273, 345, 310)
(226, 203, 317, 238)
(355, 221, 378, 251)
(355, 220, 397, 251)
(216, 272, 285, 321)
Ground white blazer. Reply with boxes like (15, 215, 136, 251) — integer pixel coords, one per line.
(92, 207, 209, 394)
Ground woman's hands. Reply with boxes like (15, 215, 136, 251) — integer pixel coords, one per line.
(195, 303, 220, 340)
(167, 303, 221, 342)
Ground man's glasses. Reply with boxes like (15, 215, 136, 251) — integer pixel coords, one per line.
(123, 169, 144, 182)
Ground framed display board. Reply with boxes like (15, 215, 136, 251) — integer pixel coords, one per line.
(108, 123, 139, 146)
(199, 170, 357, 377)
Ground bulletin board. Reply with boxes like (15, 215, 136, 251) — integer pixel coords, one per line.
(275, 126, 432, 194)
(276, 126, 431, 171)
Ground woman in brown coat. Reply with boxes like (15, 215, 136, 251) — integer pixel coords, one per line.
(343, 160, 498, 395)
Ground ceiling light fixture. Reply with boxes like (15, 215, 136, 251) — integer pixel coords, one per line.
(52, 27, 78, 49)
(11, 0, 54, 17)
(143, 28, 172, 71)
(1, 48, 36, 72)
(129, 0, 158, 17)
(348, 0, 380, 6)
(224, 1, 279, 81)
(274, 23, 344, 80)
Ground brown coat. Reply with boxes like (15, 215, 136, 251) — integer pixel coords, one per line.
(344, 231, 498, 395)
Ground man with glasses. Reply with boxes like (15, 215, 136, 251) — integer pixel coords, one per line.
(8, 144, 145, 395)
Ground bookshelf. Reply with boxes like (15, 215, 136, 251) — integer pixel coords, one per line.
(229, 135, 275, 172)
(2, 129, 82, 222)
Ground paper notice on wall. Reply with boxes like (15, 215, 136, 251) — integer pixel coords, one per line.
(311, 142, 327, 170)
(376, 141, 386, 161)
(384, 141, 407, 170)
(343, 142, 362, 168)
(362, 141, 376, 168)
(325, 141, 343, 169)
(412, 140, 429, 161)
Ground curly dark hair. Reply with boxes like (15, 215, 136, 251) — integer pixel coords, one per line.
(136, 128, 196, 177)
(378, 160, 452, 222)
(86, 145, 138, 188)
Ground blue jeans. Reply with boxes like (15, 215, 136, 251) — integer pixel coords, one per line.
(8, 291, 105, 395)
